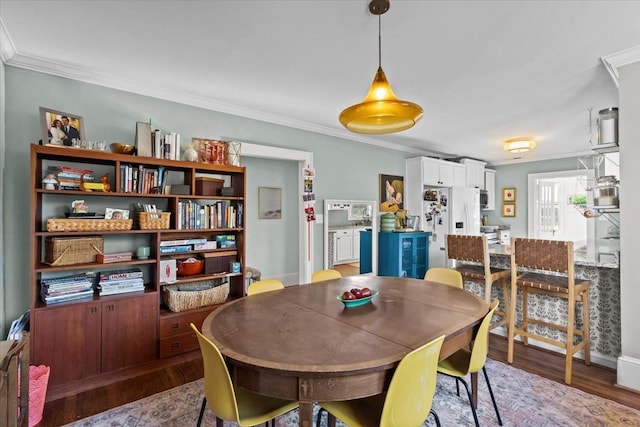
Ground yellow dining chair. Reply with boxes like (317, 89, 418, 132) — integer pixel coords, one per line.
(190, 324, 298, 427)
(318, 334, 446, 427)
(246, 279, 284, 296)
(424, 267, 464, 288)
(437, 300, 502, 427)
(311, 269, 342, 283)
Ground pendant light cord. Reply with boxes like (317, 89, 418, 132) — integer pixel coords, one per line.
(378, 14, 382, 69)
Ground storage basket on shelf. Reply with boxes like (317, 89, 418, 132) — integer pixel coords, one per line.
(44, 236, 104, 266)
(163, 279, 229, 312)
(46, 218, 132, 232)
(137, 212, 171, 230)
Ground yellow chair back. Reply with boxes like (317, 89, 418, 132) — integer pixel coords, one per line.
(311, 269, 342, 283)
(380, 335, 445, 426)
(191, 324, 240, 421)
(247, 279, 284, 296)
(424, 267, 464, 288)
(468, 299, 499, 373)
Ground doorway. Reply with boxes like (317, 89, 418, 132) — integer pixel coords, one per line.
(528, 170, 594, 243)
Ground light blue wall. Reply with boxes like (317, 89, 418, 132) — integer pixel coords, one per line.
(485, 157, 583, 237)
(1, 66, 410, 333)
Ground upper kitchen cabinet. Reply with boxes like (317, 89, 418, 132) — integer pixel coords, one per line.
(484, 169, 496, 211)
(460, 158, 486, 188)
(413, 157, 463, 187)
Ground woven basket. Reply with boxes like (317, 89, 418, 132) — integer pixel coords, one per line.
(46, 218, 133, 232)
(44, 236, 104, 266)
(163, 281, 229, 312)
(138, 212, 171, 230)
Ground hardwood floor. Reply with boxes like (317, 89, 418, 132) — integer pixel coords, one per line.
(41, 334, 639, 426)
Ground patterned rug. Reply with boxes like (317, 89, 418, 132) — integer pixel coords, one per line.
(64, 359, 640, 426)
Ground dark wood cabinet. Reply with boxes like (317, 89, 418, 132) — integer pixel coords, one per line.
(30, 144, 246, 398)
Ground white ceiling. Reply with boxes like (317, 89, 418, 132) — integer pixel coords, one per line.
(1, 0, 639, 164)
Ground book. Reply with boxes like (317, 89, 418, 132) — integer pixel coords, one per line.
(41, 272, 95, 286)
(41, 288, 94, 304)
(99, 286, 145, 296)
(159, 245, 192, 254)
(98, 268, 143, 281)
(160, 238, 207, 247)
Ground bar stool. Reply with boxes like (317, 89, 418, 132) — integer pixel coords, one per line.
(446, 234, 510, 330)
(507, 238, 590, 385)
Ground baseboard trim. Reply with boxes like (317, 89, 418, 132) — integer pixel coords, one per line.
(617, 355, 640, 392)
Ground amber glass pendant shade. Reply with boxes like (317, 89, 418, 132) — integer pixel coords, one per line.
(339, 67, 424, 134)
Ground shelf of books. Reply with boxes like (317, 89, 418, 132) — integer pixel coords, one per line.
(30, 143, 246, 393)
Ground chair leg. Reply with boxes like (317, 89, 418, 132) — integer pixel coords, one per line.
(197, 397, 206, 427)
(521, 287, 529, 346)
(566, 291, 576, 385)
(482, 366, 503, 426)
(507, 278, 518, 364)
(453, 376, 480, 427)
(501, 278, 510, 330)
(430, 409, 442, 427)
(316, 407, 326, 427)
(455, 377, 461, 396)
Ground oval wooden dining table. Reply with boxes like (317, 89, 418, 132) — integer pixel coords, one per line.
(202, 276, 489, 427)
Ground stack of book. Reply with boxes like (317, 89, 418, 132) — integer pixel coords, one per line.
(40, 272, 95, 304)
(97, 268, 145, 296)
(47, 165, 94, 190)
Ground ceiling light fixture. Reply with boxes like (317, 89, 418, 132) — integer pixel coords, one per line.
(504, 137, 536, 153)
(339, 0, 423, 134)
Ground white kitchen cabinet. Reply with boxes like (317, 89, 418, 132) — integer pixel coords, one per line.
(335, 229, 354, 263)
(484, 169, 496, 211)
(461, 158, 486, 188)
(452, 163, 466, 187)
(422, 157, 455, 186)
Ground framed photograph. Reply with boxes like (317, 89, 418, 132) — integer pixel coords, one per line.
(105, 208, 130, 220)
(379, 174, 404, 212)
(502, 203, 516, 217)
(502, 187, 516, 202)
(39, 107, 85, 146)
(259, 187, 282, 219)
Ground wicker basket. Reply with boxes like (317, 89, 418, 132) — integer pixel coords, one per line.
(46, 218, 133, 232)
(163, 280, 229, 312)
(44, 236, 104, 266)
(138, 212, 171, 230)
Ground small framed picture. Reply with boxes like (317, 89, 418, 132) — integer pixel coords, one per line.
(105, 208, 130, 220)
(502, 203, 516, 217)
(259, 187, 282, 219)
(502, 188, 516, 202)
(39, 107, 85, 146)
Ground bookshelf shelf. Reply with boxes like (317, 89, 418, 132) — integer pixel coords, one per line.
(30, 143, 246, 399)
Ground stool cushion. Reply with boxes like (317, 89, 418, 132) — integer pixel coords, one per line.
(516, 272, 589, 294)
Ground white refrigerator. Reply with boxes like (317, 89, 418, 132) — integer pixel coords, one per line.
(424, 187, 481, 268)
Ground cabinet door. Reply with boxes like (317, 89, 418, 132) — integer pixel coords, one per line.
(33, 304, 101, 386)
(335, 230, 353, 262)
(452, 164, 466, 187)
(438, 163, 454, 187)
(101, 293, 157, 372)
(422, 158, 442, 186)
(413, 234, 429, 279)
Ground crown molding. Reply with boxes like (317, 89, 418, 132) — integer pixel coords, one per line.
(0, 23, 436, 158)
(601, 45, 640, 88)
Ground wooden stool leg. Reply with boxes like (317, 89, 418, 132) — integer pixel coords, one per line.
(484, 277, 492, 304)
(501, 278, 509, 331)
(582, 290, 591, 366)
(507, 278, 518, 364)
(565, 293, 576, 385)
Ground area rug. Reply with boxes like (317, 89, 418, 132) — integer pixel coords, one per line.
(65, 359, 640, 426)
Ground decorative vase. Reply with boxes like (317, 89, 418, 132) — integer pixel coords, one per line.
(380, 213, 396, 232)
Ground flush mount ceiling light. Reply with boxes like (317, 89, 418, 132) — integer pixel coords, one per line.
(504, 137, 536, 153)
(339, 0, 423, 134)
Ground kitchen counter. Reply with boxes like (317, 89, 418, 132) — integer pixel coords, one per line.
(476, 243, 620, 367)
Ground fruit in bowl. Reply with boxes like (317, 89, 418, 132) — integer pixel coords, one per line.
(176, 257, 204, 276)
(338, 287, 377, 307)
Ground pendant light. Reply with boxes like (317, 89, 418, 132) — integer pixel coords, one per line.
(504, 137, 536, 153)
(339, 0, 423, 134)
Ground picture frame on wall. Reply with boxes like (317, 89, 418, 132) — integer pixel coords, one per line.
(502, 187, 516, 202)
(502, 203, 516, 217)
(259, 187, 282, 219)
(39, 107, 85, 146)
(379, 174, 404, 212)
